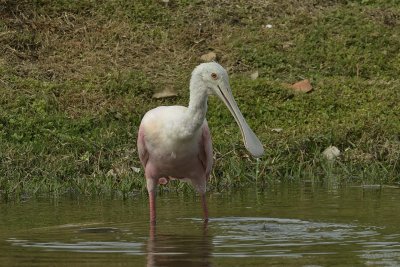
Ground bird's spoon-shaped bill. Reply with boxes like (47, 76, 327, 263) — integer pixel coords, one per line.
(215, 84, 264, 158)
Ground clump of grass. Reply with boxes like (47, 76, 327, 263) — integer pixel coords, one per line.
(0, 0, 399, 198)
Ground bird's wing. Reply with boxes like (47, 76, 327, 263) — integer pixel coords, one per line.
(137, 125, 149, 168)
(198, 122, 213, 178)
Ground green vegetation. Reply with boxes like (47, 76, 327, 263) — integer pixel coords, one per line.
(0, 0, 399, 198)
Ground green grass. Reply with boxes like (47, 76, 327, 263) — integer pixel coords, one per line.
(0, 0, 399, 198)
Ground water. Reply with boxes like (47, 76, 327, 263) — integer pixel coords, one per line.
(1, 184, 400, 266)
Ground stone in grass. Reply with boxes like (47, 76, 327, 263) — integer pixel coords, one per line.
(200, 52, 217, 62)
(322, 146, 341, 160)
(250, 71, 259, 80)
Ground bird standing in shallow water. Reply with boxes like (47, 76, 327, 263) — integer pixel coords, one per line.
(137, 62, 264, 223)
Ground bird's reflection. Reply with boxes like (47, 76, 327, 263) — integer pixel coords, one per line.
(146, 221, 212, 267)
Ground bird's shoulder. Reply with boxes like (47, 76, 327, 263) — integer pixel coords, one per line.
(142, 105, 187, 121)
(140, 105, 188, 131)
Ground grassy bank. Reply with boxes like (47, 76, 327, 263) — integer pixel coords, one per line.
(0, 0, 399, 197)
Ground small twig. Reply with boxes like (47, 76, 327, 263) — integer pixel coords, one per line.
(0, 78, 9, 87)
(5, 45, 27, 59)
(0, 31, 16, 39)
(356, 64, 360, 77)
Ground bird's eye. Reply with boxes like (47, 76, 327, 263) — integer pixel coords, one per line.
(211, 73, 218, 80)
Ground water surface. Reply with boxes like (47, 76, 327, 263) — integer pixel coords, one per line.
(1, 184, 400, 266)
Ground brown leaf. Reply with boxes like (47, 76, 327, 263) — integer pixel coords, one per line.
(290, 79, 313, 93)
(152, 89, 178, 99)
(200, 52, 217, 62)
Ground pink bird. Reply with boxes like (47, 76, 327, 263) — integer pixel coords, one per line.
(137, 62, 264, 223)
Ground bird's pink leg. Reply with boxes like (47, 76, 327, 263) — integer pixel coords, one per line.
(149, 191, 156, 223)
(192, 175, 209, 222)
(201, 193, 209, 222)
(146, 178, 157, 224)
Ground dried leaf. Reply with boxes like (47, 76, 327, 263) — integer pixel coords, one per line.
(152, 89, 178, 99)
(200, 52, 217, 62)
(131, 166, 141, 173)
(271, 128, 283, 133)
(282, 42, 294, 50)
(290, 79, 313, 93)
(106, 169, 117, 177)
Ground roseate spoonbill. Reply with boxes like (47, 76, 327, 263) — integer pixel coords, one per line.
(137, 62, 264, 223)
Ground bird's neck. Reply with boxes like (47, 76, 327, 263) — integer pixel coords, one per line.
(182, 76, 208, 136)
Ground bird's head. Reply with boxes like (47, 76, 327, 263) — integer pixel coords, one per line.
(192, 62, 230, 96)
(191, 62, 264, 158)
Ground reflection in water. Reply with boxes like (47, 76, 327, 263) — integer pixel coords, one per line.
(147, 222, 212, 267)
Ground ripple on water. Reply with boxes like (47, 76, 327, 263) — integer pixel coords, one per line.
(5, 217, 400, 266)
(7, 223, 145, 255)
(210, 216, 400, 263)
(7, 238, 144, 255)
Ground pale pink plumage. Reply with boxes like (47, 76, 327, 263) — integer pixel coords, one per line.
(137, 62, 264, 223)
(138, 106, 212, 222)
